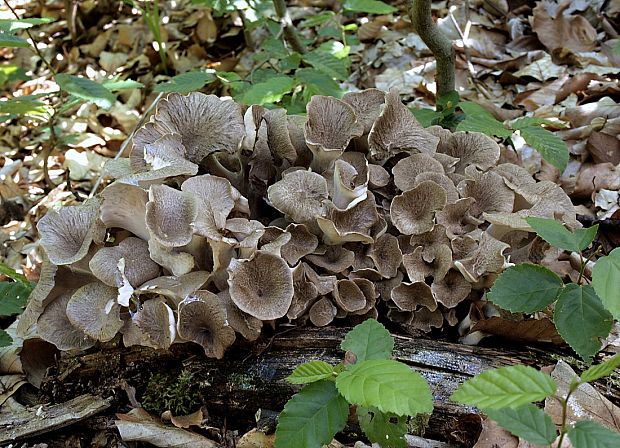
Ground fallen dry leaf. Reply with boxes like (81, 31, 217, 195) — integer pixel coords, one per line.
(531, 1, 597, 54)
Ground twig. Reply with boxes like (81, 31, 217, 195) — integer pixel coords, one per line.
(89, 92, 164, 198)
(272, 0, 306, 54)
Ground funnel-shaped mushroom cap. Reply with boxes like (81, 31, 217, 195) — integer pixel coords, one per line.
(390, 181, 447, 235)
(415, 172, 459, 203)
(493, 163, 536, 190)
(146, 184, 197, 247)
(333, 279, 366, 313)
(304, 96, 364, 171)
(177, 291, 236, 359)
(455, 233, 510, 282)
(100, 183, 149, 241)
(142, 133, 198, 177)
(367, 233, 402, 278)
(403, 245, 451, 283)
(89, 237, 160, 288)
(431, 269, 472, 308)
(368, 164, 390, 188)
(217, 289, 263, 342)
(148, 238, 195, 277)
(37, 293, 95, 351)
(263, 108, 298, 166)
(409, 225, 450, 262)
(280, 224, 319, 266)
(329, 157, 368, 210)
(287, 262, 325, 320)
(305, 245, 355, 273)
(309, 297, 337, 327)
(136, 271, 209, 305)
(267, 170, 329, 224)
(133, 298, 176, 349)
(457, 168, 515, 217)
(436, 198, 480, 238)
(37, 199, 104, 266)
(317, 193, 379, 245)
(227, 251, 293, 320)
(429, 128, 500, 174)
(391, 281, 437, 312)
(349, 278, 378, 315)
(342, 88, 386, 134)
(392, 153, 444, 192)
(368, 90, 439, 162)
(66, 282, 123, 342)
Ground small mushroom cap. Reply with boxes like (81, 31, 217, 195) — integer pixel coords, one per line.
(368, 164, 390, 188)
(136, 271, 210, 305)
(100, 183, 150, 241)
(409, 225, 450, 262)
(280, 223, 319, 266)
(227, 251, 294, 320)
(368, 90, 439, 162)
(262, 108, 298, 166)
(342, 88, 386, 134)
(457, 168, 515, 217)
(37, 199, 104, 266)
(305, 245, 355, 273)
(146, 184, 197, 247)
(142, 133, 198, 176)
(333, 279, 366, 313)
(414, 172, 459, 203)
(217, 289, 263, 342)
(317, 193, 379, 245)
(391, 281, 437, 312)
(349, 278, 378, 316)
(309, 297, 337, 327)
(431, 269, 472, 308)
(267, 170, 329, 224)
(287, 263, 321, 320)
(66, 282, 123, 342)
(177, 291, 236, 359)
(367, 233, 402, 278)
(328, 158, 368, 210)
(390, 181, 447, 235)
(133, 298, 176, 349)
(455, 233, 510, 282)
(392, 153, 445, 192)
(403, 245, 451, 283)
(147, 238, 195, 277)
(429, 129, 500, 174)
(37, 293, 96, 351)
(436, 198, 479, 239)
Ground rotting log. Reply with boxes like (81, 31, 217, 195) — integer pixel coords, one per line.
(38, 327, 618, 447)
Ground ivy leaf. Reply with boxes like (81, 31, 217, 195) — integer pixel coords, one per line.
(580, 354, 620, 383)
(525, 217, 598, 252)
(0, 33, 30, 48)
(55, 74, 116, 109)
(335, 359, 433, 416)
(592, 247, 620, 321)
(0, 329, 12, 348)
(275, 381, 349, 448)
(457, 102, 512, 138)
(0, 281, 31, 316)
(241, 76, 295, 106)
(287, 361, 335, 384)
(450, 365, 557, 409)
(357, 406, 407, 448)
(343, 0, 397, 14)
(302, 49, 349, 81)
(518, 125, 569, 172)
(554, 284, 613, 363)
(154, 71, 215, 93)
(340, 319, 394, 362)
(567, 420, 620, 448)
(485, 404, 557, 445)
(487, 264, 564, 313)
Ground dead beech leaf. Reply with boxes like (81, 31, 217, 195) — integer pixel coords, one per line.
(170, 409, 204, 429)
(531, 1, 597, 53)
(196, 11, 217, 44)
(574, 162, 620, 199)
(473, 417, 518, 448)
(236, 428, 275, 448)
(586, 132, 620, 165)
(471, 317, 564, 345)
(0, 375, 27, 407)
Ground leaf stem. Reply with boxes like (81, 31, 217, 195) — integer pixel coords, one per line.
(577, 247, 602, 285)
(556, 382, 579, 448)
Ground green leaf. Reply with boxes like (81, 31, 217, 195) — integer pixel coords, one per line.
(567, 420, 620, 448)
(102, 79, 144, 91)
(580, 354, 620, 383)
(0, 329, 12, 348)
(343, 0, 398, 14)
(487, 264, 564, 313)
(302, 49, 349, 81)
(0, 18, 54, 33)
(450, 365, 557, 409)
(592, 247, 620, 321)
(511, 117, 566, 129)
(437, 90, 460, 112)
(287, 361, 335, 384)
(0, 281, 31, 316)
(357, 406, 407, 448)
(295, 69, 342, 98)
(336, 359, 433, 416)
(0, 97, 49, 115)
(241, 76, 295, 105)
(457, 102, 512, 138)
(154, 71, 215, 93)
(525, 217, 598, 252)
(485, 404, 557, 445)
(410, 107, 439, 128)
(275, 381, 349, 448)
(55, 74, 116, 109)
(0, 33, 30, 48)
(0, 263, 30, 285)
(340, 319, 394, 362)
(554, 284, 613, 362)
(518, 125, 569, 172)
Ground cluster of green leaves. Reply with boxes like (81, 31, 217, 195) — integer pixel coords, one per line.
(0, 263, 33, 347)
(487, 217, 618, 362)
(275, 319, 432, 448)
(451, 355, 620, 447)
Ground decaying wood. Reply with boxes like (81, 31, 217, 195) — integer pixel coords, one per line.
(38, 327, 615, 446)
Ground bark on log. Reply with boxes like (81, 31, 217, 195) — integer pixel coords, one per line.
(38, 327, 618, 447)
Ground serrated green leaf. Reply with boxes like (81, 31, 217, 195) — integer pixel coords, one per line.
(410, 107, 439, 128)
(457, 102, 512, 138)
(299, 11, 335, 28)
(567, 420, 620, 448)
(554, 284, 613, 362)
(485, 404, 557, 445)
(450, 365, 557, 409)
(487, 264, 564, 313)
(55, 74, 116, 109)
(302, 49, 349, 81)
(0, 281, 31, 316)
(340, 319, 394, 362)
(0, 18, 54, 33)
(287, 361, 335, 384)
(0, 33, 30, 48)
(518, 125, 568, 172)
(437, 90, 460, 111)
(336, 359, 432, 416)
(525, 217, 598, 252)
(343, 0, 397, 14)
(0, 97, 49, 115)
(295, 69, 342, 98)
(241, 76, 295, 105)
(275, 381, 349, 448)
(580, 354, 620, 383)
(0, 329, 12, 347)
(154, 71, 215, 93)
(357, 406, 407, 448)
(592, 248, 620, 321)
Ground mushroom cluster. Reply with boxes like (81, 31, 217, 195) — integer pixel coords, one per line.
(18, 90, 579, 358)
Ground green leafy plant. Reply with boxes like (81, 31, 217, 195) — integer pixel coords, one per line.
(124, 0, 168, 73)
(451, 355, 620, 447)
(275, 319, 433, 448)
(0, 263, 33, 347)
(141, 368, 201, 415)
(487, 218, 615, 362)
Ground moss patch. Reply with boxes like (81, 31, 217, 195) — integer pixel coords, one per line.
(141, 368, 200, 415)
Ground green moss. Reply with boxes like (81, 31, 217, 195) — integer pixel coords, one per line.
(141, 368, 200, 415)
